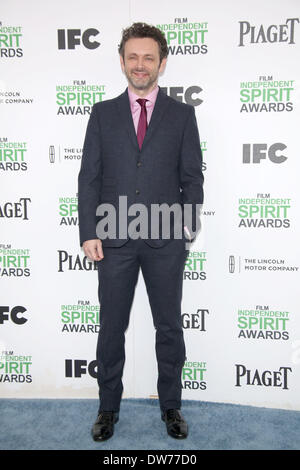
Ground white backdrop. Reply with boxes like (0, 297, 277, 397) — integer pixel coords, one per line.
(1, 0, 300, 411)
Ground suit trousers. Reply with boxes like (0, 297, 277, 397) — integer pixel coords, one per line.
(96, 236, 189, 413)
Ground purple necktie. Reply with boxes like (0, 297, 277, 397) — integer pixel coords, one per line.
(136, 98, 148, 150)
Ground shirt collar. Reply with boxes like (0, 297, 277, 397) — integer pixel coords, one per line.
(128, 85, 159, 107)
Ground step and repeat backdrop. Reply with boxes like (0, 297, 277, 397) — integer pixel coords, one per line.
(1, 0, 300, 411)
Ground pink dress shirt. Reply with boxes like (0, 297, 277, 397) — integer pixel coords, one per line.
(128, 85, 159, 132)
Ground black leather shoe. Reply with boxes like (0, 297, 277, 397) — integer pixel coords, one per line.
(161, 409, 188, 439)
(91, 411, 119, 441)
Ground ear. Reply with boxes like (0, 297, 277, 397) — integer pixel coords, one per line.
(119, 54, 125, 72)
(159, 57, 167, 75)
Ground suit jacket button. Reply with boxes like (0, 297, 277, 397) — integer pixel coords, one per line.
(137, 161, 142, 167)
(136, 189, 140, 194)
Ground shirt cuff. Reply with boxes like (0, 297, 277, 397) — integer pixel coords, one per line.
(184, 225, 192, 241)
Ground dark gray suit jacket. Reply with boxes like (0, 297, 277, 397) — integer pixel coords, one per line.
(78, 86, 204, 248)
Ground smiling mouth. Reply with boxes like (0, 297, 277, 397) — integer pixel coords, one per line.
(133, 71, 148, 78)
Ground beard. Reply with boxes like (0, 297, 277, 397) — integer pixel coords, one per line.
(124, 67, 159, 91)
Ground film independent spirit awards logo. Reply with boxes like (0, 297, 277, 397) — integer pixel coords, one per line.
(0, 137, 28, 172)
(156, 17, 208, 55)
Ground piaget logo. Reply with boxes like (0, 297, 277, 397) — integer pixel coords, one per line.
(238, 305, 289, 340)
(0, 245, 30, 277)
(240, 76, 294, 113)
(0, 351, 32, 383)
(238, 18, 299, 47)
(184, 251, 206, 280)
(182, 309, 209, 331)
(182, 360, 207, 390)
(0, 197, 31, 219)
(61, 301, 100, 333)
(0, 138, 27, 171)
(56, 80, 106, 115)
(58, 250, 98, 272)
(156, 18, 208, 55)
(238, 194, 291, 228)
(0, 23, 23, 58)
(235, 364, 292, 389)
(59, 196, 78, 226)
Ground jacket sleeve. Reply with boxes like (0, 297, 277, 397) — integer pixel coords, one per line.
(179, 106, 204, 242)
(78, 104, 103, 247)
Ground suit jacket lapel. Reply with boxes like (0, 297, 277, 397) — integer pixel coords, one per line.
(116, 87, 170, 153)
(116, 89, 139, 151)
(141, 86, 169, 151)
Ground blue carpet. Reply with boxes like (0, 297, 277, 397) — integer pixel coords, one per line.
(0, 398, 299, 450)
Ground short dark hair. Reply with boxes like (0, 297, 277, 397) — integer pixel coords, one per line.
(118, 22, 168, 63)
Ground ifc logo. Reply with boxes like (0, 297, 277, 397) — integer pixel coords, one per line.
(57, 29, 100, 50)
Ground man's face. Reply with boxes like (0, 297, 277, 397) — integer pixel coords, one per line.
(120, 37, 167, 94)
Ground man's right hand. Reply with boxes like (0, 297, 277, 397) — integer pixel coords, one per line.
(82, 239, 104, 261)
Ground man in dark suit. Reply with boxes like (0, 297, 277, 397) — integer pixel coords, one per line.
(78, 22, 204, 441)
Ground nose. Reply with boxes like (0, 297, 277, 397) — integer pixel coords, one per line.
(136, 57, 145, 69)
